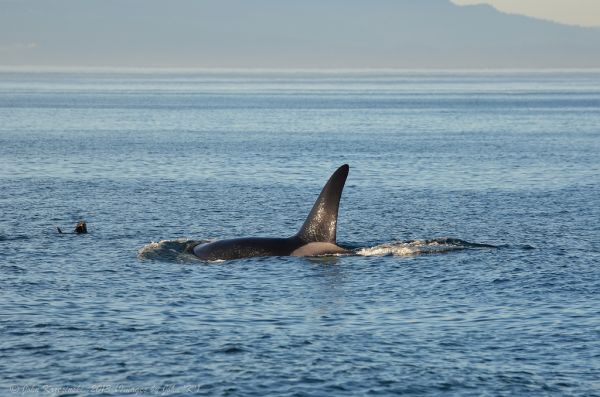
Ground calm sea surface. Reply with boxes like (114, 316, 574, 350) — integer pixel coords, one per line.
(1, 70, 600, 396)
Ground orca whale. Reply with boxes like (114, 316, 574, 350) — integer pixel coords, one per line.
(192, 164, 350, 261)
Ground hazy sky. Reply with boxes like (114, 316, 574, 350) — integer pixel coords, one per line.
(1, 0, 600, 69)
(451, 0, 600, 27)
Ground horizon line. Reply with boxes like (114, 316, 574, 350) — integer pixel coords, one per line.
(2, 66, 600, 74)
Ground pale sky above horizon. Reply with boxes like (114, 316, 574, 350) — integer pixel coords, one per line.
(451, 0, 600, 27)
(2, 0, 600, 69)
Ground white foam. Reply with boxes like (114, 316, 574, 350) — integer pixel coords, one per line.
(355, 238, 487, 257)
(137, 238, 201, 262)
(356, 241, 426, 257)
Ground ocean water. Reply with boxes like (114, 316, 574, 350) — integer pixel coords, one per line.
(1, 70, 600, 396)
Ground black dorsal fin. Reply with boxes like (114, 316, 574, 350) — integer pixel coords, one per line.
(296, 164, 349, 243)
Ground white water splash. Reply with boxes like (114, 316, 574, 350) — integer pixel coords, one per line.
(137, 238, 204, 262)
(356, 238, 496, 257)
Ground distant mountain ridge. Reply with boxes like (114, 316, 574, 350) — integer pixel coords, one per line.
(1, 0, 599, 68)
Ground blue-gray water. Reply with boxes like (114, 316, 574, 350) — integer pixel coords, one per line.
(1, 70, 600, 396)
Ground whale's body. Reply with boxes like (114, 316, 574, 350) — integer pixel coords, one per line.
(192, 164, 350, 261)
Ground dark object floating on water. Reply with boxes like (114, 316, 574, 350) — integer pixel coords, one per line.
(57, 221, 88, 234)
